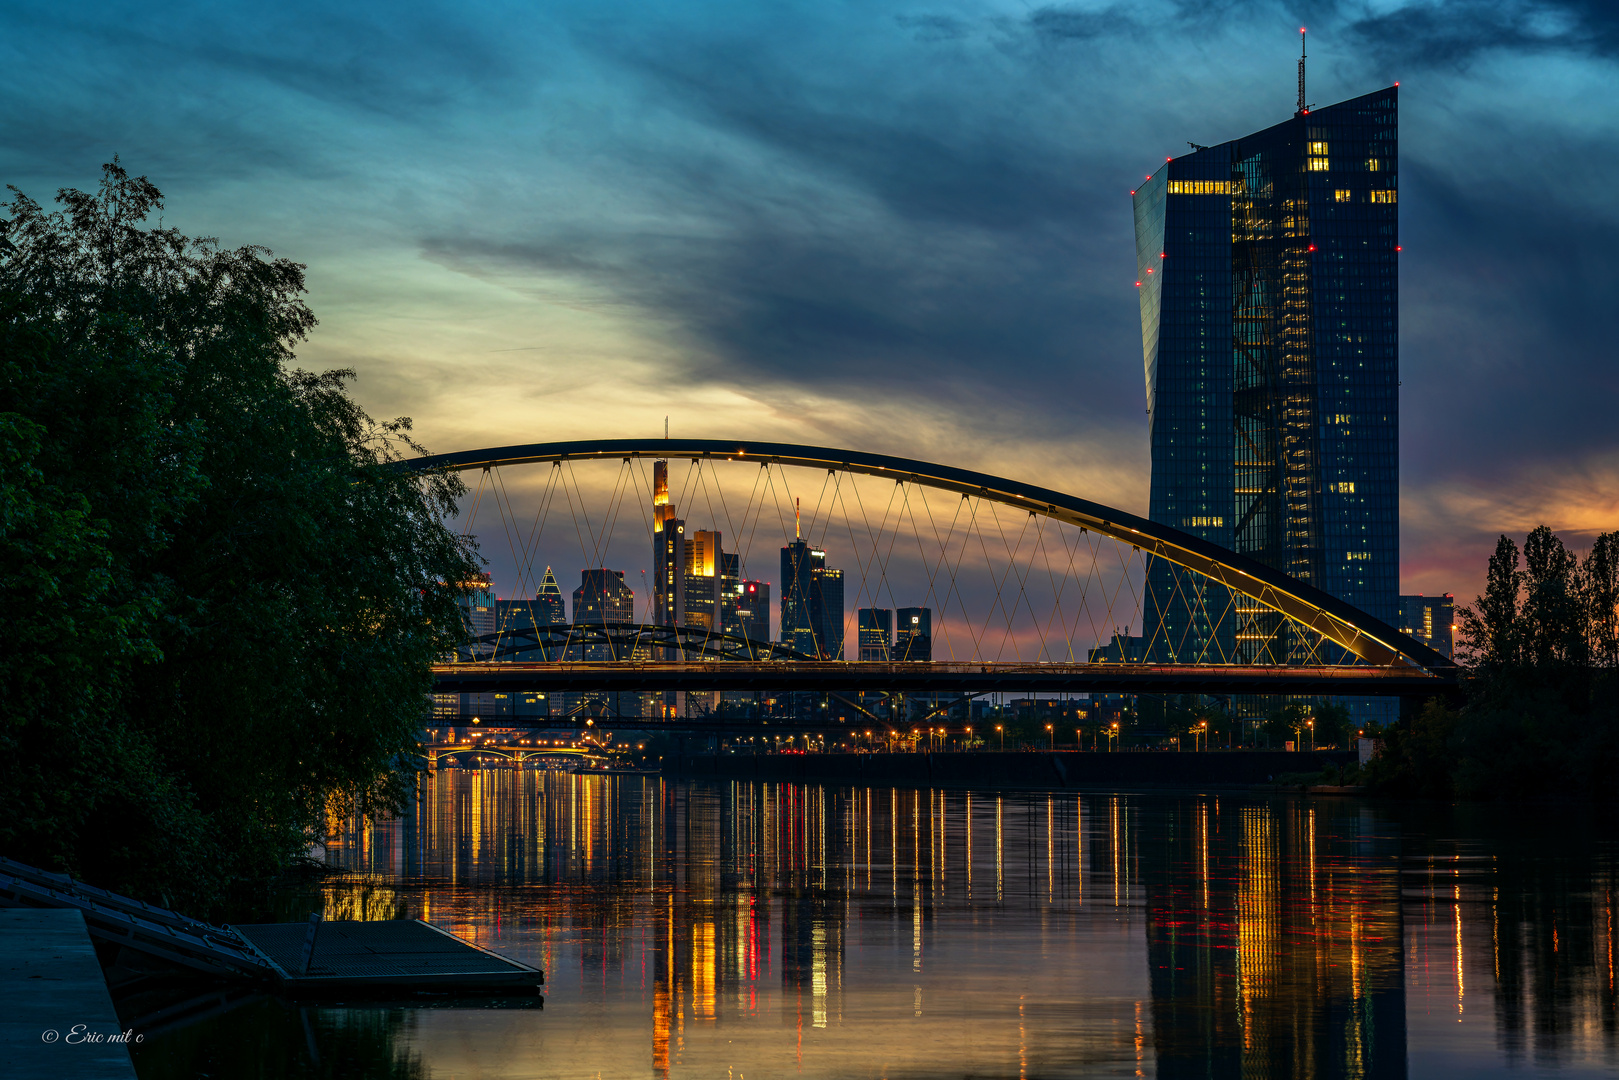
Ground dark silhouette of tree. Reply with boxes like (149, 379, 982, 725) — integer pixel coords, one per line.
(1, 162, 481, 910)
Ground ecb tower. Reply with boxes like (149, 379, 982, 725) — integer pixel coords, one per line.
(1132, 79, 1399, 683)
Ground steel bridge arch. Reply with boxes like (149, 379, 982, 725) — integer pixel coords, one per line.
(401, 438, 1455, 676)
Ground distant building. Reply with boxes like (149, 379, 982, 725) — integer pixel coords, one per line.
(573, 569, 635, 660)
(456, 572, 496, 661)
(734, 580, 771, 651)
(858, 608, 892, 661)
(894, 607, 932, 661)
(1399, 594, 1455, 658)
(652, 461, 685, 630)
(781, 529, 844, 660)
(534, 566, 567, 625)
(1088, 630, 1147, 664)
(684, 529, 723, 632)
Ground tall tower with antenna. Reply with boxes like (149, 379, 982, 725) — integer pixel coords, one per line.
(1132, 37, 1400, 727)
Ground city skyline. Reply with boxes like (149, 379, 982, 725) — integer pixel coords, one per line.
(9, 3, 1614, 611)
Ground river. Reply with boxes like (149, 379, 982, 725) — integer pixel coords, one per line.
(129, 771, 1619, 1078)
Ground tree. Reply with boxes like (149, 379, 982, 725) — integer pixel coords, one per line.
(1, 162, 480, 909)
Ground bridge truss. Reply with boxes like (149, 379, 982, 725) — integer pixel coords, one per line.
(401, 438, 1456, 712)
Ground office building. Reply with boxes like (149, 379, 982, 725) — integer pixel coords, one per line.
(781, 532, 845, 660)
(1398, 594, 1454, 658)
(894, 607, 932, 661)
(858, 608, 892, 661)
(534, 566, 567, 626)
(573, 569, 635, 659)
(652, 460, 685, 629)
(734, 580, 771, 651)
(684, 529, 723, 633)
(1133, 83, 1399, 674)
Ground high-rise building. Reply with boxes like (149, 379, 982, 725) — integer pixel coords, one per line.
(894, 607, 932, 661)
(652, 460, 685, 630)
(858, 608, 892, 661)
(684, 529, 723, 632)
(534, 566, 567, 626)
(734, 579, 771, 651)
(781, 535, 844, 660)
(573, 569, 635, 660)
(492, 566, 570, 663)
(1132, 83, 1399, 671)
(456, 572, 496, 661)
(1398, 594, 1454, 658)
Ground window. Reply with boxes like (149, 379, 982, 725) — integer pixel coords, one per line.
(1308, 141, 1329, 155)
(1181, 516, 1224, 528)
(1366, 158, 1383, 171)
(1167, 180, 1231, 194)
(1334, 189, 1352, 202)
(1347, 552, 1372, 561)
(1308, 157, 1330, 171)
(1330, 482, 1356, 494)
(1370, 190, 1396, 203)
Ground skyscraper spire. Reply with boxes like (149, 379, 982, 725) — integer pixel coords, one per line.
(1297, 28, 1308, 115)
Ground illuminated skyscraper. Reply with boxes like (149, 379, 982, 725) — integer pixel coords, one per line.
(1398, 593, 1454, 658)
(780, 504, 845, 660)
(652, 460, 684, 629)
(1133, 81, 1399, 672)
(894, 607, 931, 661)
(858, 608, 892, 661)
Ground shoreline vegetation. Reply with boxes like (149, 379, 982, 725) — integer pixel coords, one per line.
(1, 163, 480, 914)
(1362, 527, 1619, 799)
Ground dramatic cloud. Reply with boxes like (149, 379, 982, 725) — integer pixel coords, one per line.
(4, 0, 1616, 608)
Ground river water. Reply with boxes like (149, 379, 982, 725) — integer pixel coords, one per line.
(130, 771, 1619, 1079)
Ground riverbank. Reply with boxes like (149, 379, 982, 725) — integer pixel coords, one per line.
(666, 749, 1354, 790)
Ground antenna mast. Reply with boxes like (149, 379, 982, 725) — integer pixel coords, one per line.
(1297, 28, 1307, 114)
(795, 498, 801, 539)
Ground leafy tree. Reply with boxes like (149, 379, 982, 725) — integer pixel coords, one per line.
(1381, 526, 1619, 800)
(1, 162, 480, 910)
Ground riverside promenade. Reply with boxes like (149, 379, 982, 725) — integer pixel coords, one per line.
(668, 749, 1355, 789)
(0, 908, 136, 1079)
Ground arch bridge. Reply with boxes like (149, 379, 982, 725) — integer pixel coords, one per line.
(403, 438, 1456, 705)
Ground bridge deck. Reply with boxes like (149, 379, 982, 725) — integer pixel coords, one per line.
(432, 660, 1453, 696)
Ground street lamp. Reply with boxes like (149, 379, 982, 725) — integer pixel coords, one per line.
(966, 726, 973, 751)
(1046, 723, 1054, 750)
(996, 724, 1004, 751)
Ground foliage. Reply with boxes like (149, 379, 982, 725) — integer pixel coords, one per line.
(1367, 526, 1619, 800)
(0, 162, 480, 910)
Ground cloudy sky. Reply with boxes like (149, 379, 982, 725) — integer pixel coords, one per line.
(6, 0, 1617, 611)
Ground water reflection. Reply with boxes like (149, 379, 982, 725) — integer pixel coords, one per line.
(131, 773, 1619, 1078)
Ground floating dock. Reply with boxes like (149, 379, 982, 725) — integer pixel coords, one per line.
(0, 908, 137, 1079)
(233, 919, 544, 995)
(0, 857, 542, 998)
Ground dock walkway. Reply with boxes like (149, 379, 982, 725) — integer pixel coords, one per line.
(0, 908, 137, 1079)
(1, 857, 543, 998)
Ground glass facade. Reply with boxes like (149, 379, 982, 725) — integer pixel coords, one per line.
(1133, 88, 1399, 669)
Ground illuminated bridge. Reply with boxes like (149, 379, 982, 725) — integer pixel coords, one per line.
(403, 438, 1457, 716)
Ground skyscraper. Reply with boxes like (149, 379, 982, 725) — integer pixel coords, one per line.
(858, 608, 893, 661)
(733, 580, 771, 650)
(1398, 594, 1454, 658)
(572, 569, 635, 659)
(780, 504, 845, 660)
(1133, 82, 1399, 669)
(534, 566, 567, 626)
(894, 607, 932, 661)
(652, 460, 684, 630)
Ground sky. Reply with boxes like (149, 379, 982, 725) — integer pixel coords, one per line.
(5, 0, 1618, 614)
